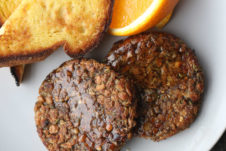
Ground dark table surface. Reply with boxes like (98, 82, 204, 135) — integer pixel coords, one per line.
(211, 131, 226, 151)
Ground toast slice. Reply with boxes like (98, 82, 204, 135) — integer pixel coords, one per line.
(10, 64, 25, 86)
(0, 0, 113, 67)
(0, 0, 25, 86)
(0, 0, 21, 24)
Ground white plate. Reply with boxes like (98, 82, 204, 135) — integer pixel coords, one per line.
(0, 0, 226, 151)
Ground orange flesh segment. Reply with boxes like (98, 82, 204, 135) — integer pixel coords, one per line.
(110, 0, 153, 28)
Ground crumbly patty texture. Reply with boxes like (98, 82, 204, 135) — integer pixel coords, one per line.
(34, 59, 136, 151)
(106, 32, 204, 141)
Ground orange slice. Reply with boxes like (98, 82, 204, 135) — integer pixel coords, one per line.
(156, 11, 173, 29)
(109, 0, 179, 36)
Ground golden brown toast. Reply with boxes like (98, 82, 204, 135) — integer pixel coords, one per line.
(10, 64, 25, 86)
(0, 0, 25, 86)
(0, 0, 21, 24)
(0, 0, 113, 67)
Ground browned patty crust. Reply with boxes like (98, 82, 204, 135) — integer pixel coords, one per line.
(34, 59, 137, 151)
(106, 32, 204, 141)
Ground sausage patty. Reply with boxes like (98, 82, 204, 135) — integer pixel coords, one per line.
(105, 32, 204, 141)
(34, 59, 137, 151)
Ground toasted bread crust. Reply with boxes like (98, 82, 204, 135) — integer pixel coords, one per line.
(0, 0, 26, 85)
(0, 1, 56, 66)
(0, 19, 3, 26)
(10, 64, 25, 86)
(0, 41, 64, 67)
(0, 0, 114, 67)
(65, 0, 114, 58)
